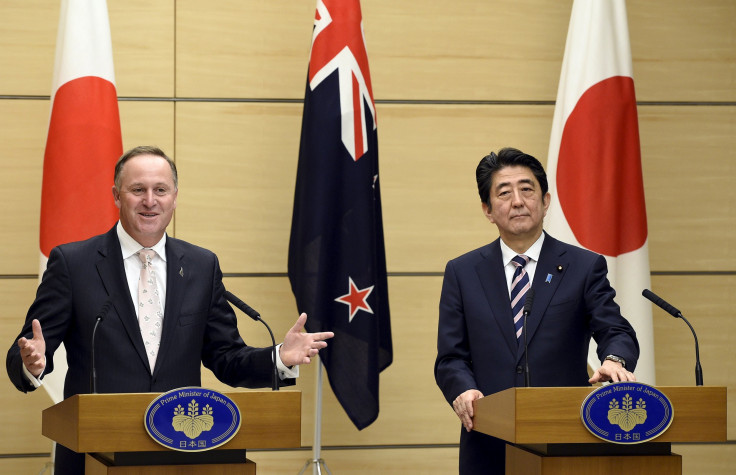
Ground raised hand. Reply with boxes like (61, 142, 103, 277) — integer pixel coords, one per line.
(17, 319, 46, 377)
(279, 313, 334, 367)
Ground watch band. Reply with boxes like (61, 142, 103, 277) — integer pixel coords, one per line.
(604, 354, 626, 368)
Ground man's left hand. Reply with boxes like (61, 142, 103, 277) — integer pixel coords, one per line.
(279, 313, 334, 367)
(589, 359, 636, 384)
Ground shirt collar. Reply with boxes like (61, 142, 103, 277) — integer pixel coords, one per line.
(500, 232, 545, 266)
(116, 221, 167, 261)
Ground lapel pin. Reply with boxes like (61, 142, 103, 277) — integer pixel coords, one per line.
(179, 267, 184, 277)
(545, 273, 553, 284)
(557, 265, 563, 273)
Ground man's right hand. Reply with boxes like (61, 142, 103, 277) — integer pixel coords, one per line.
(452, 389, 484, 432)
(17, 319, 46, 377)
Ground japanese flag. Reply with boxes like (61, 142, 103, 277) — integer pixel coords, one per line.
(545, 0, 655, 383)
(39, 0, 123, 403)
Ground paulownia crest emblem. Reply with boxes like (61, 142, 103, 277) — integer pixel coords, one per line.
(607, 393, 647, 432)
(172, 399, 214, 439)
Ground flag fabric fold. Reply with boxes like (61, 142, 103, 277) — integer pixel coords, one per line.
(39, 0, 123, 404)
(545, 0, 655, 384)
(288, 0, 392, 430)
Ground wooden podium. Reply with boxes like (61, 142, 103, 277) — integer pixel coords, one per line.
(42, 390, 301, 474)
(473, 386, 727, 475)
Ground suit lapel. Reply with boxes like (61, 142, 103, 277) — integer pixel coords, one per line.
(95, 227, 151, 370)
(154, 237, 186, 375)
(517, 234, 569, 363)
(475, 240, 518, 356)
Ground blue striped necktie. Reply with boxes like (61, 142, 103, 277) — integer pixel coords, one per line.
(510, 254, 531, 341)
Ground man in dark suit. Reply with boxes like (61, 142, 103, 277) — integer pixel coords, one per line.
(434, 147, 639, 474)
(7, 145, 334, 474)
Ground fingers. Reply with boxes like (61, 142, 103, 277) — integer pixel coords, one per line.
(17, 335, 45, 377)
(589, 367, 636, 384)
(17, 336, 30, 351)
(614, 370, 636, 382)
(295, 347, 321, 365)
(588, 369, 603, 384)
(289, 313, 308, 333)
(290, 314, 334, 340)
(452, 390, 483, 432)
(606, 366, 636, 383)
(281, 312, 336, 367)
(17, 336, 38, 357)
(31, 319, 44, 341)
(309, 340, 327, 351)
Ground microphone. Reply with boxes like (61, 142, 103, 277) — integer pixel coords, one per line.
(642, 288, 681, 318)
(91, 298, 113, 394)
(224, 290, 279, 391)
(522, 288, 535, 387)
(224, 290, 261, 321)
(642, 289, 703, 386)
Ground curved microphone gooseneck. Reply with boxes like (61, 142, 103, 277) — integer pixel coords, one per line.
(642, 289, 703, 386)
(224, 290, 280, 391)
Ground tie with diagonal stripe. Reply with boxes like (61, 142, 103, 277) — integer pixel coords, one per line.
(510, 254, 531, 342)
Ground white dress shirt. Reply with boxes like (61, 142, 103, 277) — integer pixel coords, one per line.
(499, 232, 546, 296)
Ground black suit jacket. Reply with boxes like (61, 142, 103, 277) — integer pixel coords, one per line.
(7, 226, 289, 398)
(434, 233, 639, 474)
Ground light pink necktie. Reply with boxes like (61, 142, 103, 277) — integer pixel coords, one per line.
(137, 249, 163, 371)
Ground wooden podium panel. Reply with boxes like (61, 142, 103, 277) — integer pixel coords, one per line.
(42, 391, 300, 453)
(473, 386, 727, 445)
(473, 386, 726, 475)
(506, 445, 682, 475)
(85, 454, 257, 475)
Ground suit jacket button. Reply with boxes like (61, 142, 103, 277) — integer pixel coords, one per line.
(516, 365, 523, 374)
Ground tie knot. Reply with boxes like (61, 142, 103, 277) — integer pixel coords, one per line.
(512, 254, 530, 268)
(137, 249, 156, 265)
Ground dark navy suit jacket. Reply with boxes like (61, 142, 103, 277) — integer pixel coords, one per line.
(7, 225, 288, 398)
(435, 233, 639, 474)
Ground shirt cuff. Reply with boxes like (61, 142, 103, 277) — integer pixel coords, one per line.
(275, 343, 299, 379)
(22, 363, 43, 388)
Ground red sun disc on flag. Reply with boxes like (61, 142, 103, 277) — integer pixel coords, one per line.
(556, 76, 647, 257)
(40, 76, 122, 257)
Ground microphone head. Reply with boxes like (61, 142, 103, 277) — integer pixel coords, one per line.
(97, 299, 114, 321)
(642, 288, 682, 318)
(224, 290, 261, 321)
(642, 289, 655, 300)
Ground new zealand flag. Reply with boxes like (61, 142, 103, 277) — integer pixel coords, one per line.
(288, 0, 393, 430)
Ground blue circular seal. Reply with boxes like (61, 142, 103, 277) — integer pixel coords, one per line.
(581, 382, 673, 444)
(144, 387, 242, 452)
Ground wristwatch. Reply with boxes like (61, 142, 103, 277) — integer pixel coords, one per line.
(604, 354, 626, 368)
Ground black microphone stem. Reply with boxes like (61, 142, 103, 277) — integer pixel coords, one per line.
(522, 288, 535, 388)
(224, 290, 279, 391)
(642, 289, 703, 386)
(680, 314, 704, 386)
(523, 317, 530, 387)
(91, 316, 103, 393)
(265, 323, 279, 392)
(90, 299, 113, 394)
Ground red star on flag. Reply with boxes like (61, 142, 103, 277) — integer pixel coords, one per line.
(335, 277, 374, 322)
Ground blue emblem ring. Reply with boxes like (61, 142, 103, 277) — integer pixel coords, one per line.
(580, 382, 674, 444)
(144, 387, 242, 452)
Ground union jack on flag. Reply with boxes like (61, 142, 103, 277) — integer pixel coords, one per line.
(288, 0, 393, 430)
(308, 0, 376, 161)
